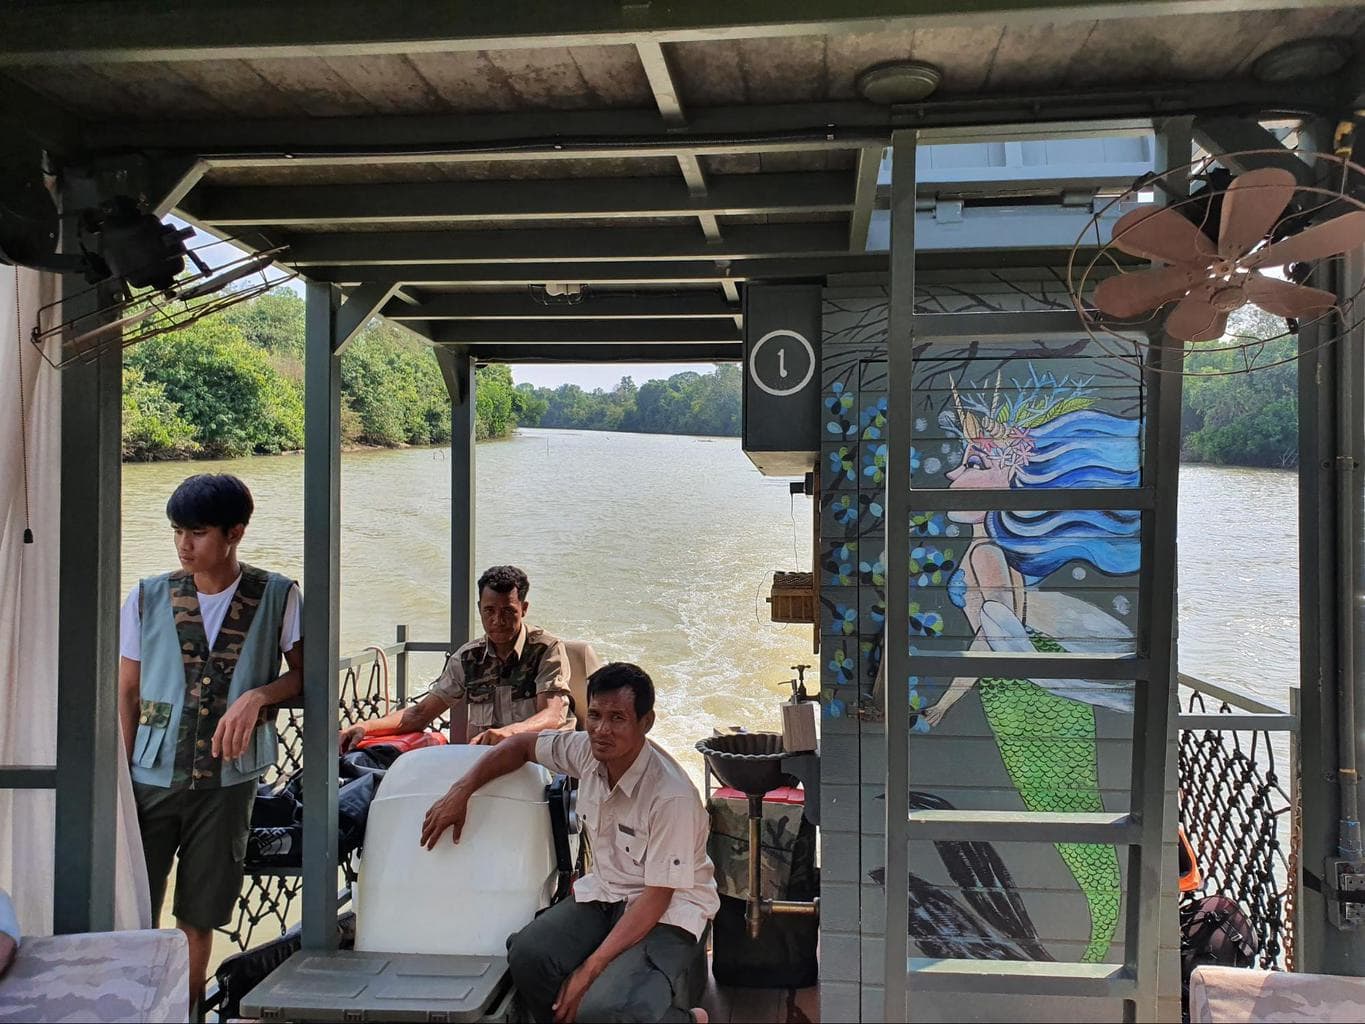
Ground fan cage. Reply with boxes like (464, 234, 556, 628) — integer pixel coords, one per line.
(30, 241, 297, 370)
(1066, 149, 1365, 377)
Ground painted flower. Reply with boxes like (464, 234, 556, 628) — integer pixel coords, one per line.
(824, 380, 855, 416)
(824, 696, 846, 720)
(859, 552, 886, 587)
(827, 648, 855, 685)
(862, 443, 888, 485)
(860, 397, 888, 440)
(910, 446, 921, 473)
(828, 445, 856, 483)
(868, 600, 886, 627)
(824, 540, 857, 586)
(833, 603, 858, 635)
(831, 494, 859, 527)
(909, 546, 957, 587)
(911, 511, 945, 537)
(908, 602, 944, 637)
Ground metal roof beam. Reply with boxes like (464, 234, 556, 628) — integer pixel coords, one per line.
(305, 255, 883, 286)
(848, 144, 885, 253)
(283, 223, 849, 266)
(469, 343, 739, 363)
(384, 292, 740, 320)
(1191, 115, 1316, 187)
(432, 320, 741, 345)
(188, 172, 853, 227)
(83, 80, 1334, 165)
(0, 1, 1347, 66)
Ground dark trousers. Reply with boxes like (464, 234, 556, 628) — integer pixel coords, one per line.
(507, 898, 699, 1024)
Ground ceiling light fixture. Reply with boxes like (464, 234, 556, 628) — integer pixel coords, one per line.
(1252, 37, 1352, 83)
(856, 61, 943, 105)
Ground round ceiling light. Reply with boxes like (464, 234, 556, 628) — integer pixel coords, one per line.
(1252, 37, 1352, 83)
(856, 61, 943, 104)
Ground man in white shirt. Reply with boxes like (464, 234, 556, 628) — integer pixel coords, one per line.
(420, 663, 717, 1024)
(117, 473, 303, 1012)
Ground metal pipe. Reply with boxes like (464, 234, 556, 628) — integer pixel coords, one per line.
(1337, 246, 1363, 862)
(764, 898, 820, 917)
(743, 793, 818, 940)
(746, 795, 764, 940)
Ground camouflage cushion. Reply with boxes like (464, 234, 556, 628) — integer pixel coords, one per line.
(0, 928, 188, 1023)
(1190, 965, 1365, 1023)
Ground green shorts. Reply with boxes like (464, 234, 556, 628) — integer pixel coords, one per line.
(133, 779, 257, 930)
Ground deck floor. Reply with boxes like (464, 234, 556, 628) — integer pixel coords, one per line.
(699, 979, 819, 1023)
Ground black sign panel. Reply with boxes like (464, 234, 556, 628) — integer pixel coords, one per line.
(742, 284, 821, 476)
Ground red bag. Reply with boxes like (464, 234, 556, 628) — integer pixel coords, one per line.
(355, 730, 447, 753)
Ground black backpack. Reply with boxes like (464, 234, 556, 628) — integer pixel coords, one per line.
(1179, 895, 1258, 1021)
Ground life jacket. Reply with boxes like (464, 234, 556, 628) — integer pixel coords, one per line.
(1178, 826, 1202, 893)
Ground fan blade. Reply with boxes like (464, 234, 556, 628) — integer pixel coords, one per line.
(1093, 265, 1201, 318)
(1243, 274, 1338, 319)
(1165, 284, 1230, 342)
(1245, 211, 1365, 269)
(1109, 206, 1216, 264)
(1218, 167, 1296, 260)
(174, 252, 277, 300)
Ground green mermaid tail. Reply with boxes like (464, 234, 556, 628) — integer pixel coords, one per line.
(977, 633, 1121, 964)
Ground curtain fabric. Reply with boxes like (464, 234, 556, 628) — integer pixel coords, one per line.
(0, 266, 150, 934)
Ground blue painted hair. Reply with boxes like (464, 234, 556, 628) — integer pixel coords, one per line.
(985, 409, 1141, 579)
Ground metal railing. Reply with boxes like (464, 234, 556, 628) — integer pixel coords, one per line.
(1176, 673, 1298, 970)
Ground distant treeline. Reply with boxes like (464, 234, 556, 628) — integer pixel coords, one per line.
(123, 288, 1296, 468)
(121, 289, 532, 460)
(517, 364, 742, 436)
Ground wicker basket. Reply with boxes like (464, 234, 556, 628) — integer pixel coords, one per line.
(768, 571, 815, 624)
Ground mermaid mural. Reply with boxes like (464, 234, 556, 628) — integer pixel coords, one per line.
(920, 367, 1140, 964)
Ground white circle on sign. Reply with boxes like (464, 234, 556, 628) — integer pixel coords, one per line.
(749, 329, 816, 398)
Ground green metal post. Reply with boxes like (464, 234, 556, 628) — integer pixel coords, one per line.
(301, 280, 341, 950)
(53, 273, 121, 935)
(437, 347, 477, 647)
(53, 169, 121, 935)
(883, 128, 916, 1022)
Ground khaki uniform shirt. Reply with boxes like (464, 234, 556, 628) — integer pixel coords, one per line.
(430, 625, 572, 740)
(535, 731, 719, 939)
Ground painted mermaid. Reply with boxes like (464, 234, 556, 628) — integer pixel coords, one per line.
(921, 368, 1139, 963)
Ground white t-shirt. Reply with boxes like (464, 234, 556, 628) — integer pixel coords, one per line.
(118, 574, 302, 662)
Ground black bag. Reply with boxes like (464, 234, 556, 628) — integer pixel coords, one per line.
(1179, 895, 1257, 1021)
(244, 745, 400, 870)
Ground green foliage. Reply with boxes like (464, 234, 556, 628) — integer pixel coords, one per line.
(1180, 316, 1299, 469)
(340, 318, 451, 446)
(121, 366, 201, 461)
(521, 365, 741, 436)
(121, 288, 525, 460)
(127, 318, 304, 458)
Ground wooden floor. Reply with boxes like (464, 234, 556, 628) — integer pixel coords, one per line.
(699, 979, 819, 1024)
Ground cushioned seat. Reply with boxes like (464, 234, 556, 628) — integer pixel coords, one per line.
(1190, 965, 1365, 1023)
(0, 928, 188, 1023)
(562, 639, 604, 730)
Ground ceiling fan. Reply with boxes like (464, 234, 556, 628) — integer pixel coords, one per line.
(1090, 166, 1365, 343)
(2, 166, 291, 367)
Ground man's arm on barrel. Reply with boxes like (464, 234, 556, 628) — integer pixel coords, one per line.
(419, 731, 540, 848)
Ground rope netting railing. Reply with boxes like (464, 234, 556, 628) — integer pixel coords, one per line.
(1177, 688, 1296, 971)
(216, 642, 449, 954)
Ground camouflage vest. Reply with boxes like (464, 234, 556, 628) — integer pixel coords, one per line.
(457, 626, 567, 736)
(131, 564, 293, 790)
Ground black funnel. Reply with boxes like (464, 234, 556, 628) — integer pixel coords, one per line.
(696, 733, 794, 797)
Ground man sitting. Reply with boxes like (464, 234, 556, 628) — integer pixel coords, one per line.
(420, 663, 717, 1024)
(340, 565, 572, 748)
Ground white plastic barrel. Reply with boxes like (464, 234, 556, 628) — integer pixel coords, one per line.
(353, 744, 557, 956)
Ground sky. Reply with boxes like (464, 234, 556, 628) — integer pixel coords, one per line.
(175, 217, 723, 391)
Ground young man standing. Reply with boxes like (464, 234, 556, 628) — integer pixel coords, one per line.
(339, 564, 572, 748)
(420, 663, 716, 1024)
(118, 474, 303, 1011)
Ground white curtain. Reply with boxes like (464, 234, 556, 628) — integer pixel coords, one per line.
(0, 266, 150, 934)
